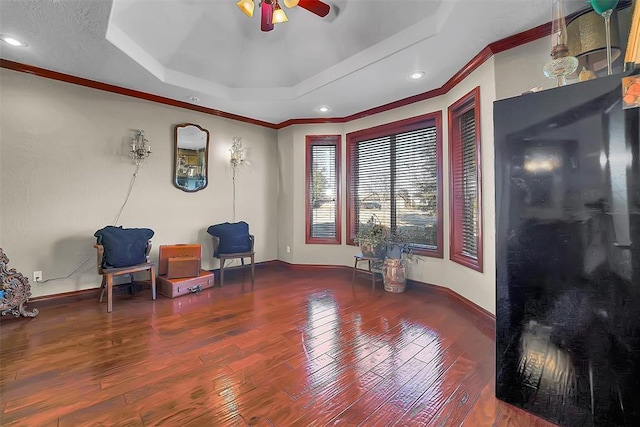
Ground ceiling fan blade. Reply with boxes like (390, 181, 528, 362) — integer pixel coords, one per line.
(298, 0, 330, 17)
(261, 1, 274, 32)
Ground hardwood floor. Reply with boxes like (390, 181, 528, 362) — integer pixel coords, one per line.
(0, 264, 556, 426)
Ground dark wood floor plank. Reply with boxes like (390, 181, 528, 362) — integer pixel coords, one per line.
(2, 376, 101, 422)
(462, 380, 500, 426)
(0, 265, 550, 426)
(138, 369, 255, 426)
(392, 356, 476, 426)
(2, 416, 59, 427)
(328, 357, 430, 425)
(495, 401, 560, 427)
(359, 338, 470, 425)
(57, 395, 143, 427)
(282, 365, 386, 426)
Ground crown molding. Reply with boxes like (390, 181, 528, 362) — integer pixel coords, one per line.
(1, 22, 550, 130)
(0, 59, 279, 130)
(276, 22, 551, 128)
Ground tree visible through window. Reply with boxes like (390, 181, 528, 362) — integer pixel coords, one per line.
(449, 87, 482, 271)
(347, 112, 443, 257)
(306, 135, 341, 244)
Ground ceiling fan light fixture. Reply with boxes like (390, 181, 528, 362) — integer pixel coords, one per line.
(237, 0, 255, 17)
(272, 2, 288, 23)
(261, 0, 275, 31)
(239, 0, 329, 30)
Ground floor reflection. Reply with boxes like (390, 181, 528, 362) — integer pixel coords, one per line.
(304, 292, 340, 389)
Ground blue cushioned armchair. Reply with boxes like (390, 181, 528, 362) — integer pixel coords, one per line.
(94, 226, 156, 312)
(206, 222, 255, 288)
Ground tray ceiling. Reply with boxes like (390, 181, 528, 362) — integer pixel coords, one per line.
(0, 0, 586, 124)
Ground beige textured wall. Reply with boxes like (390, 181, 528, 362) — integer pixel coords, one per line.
(281, 59, 498, 313)
(276, 127, 294, 263)
(279, 123, 357, 265)
(494, 37, 555, 101)
(0, 69, 278, 297)
(441, 59, 497, 313)
(1, 37, 556, 312)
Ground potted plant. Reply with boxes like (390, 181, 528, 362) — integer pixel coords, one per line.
(354, 215, 389, 259)
(355, 215, 421, 293)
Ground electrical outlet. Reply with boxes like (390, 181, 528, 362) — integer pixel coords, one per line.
(286, 246, 291, 254)
(33, 271, 43, 282)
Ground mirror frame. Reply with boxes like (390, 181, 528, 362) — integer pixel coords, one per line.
(173, 123, 210, 193)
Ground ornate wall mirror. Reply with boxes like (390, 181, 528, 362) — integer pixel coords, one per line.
(174, 123, 209, 192)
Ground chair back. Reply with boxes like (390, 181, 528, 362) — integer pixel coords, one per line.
(94, 226, 154, 269)
(207, 222, 253, 256)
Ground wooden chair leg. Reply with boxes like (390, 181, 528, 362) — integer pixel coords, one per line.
(150, 266, 156, 300)
(220, 258, 225, 287)
(107, 274, 114, 313)
(368, 260, 376, 291)
(352, 257, 358, 284)
(99, 276, 106, 302)
(250, 254, 255, 286)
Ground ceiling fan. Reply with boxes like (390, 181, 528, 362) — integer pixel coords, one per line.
(237, 0, 331, 32)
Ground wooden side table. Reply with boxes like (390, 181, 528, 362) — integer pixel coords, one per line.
(352, 254, 383, 291)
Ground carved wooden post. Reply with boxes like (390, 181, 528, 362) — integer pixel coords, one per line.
(0, 248, 39, 318)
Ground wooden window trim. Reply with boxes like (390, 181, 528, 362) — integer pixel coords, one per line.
(305, 135, 342, 244)
(346, 112, 443, 258)
(448, 87, 483, 272)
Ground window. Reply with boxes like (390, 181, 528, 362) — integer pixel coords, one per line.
(449, 87, 482, 271)
(346, 112, 443, 257)
(306, 135, 341, 244)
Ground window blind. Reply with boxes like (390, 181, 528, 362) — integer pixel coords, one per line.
(309, 143, 338, 241)
(349, 126, 439, 248)
(449, 87, 482, 271)
(460, 109, 478, 257)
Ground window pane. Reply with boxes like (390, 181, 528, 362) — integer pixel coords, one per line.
(310, 144, 337, 239)
(461, 110, 478, 257)
(355, 137, 391, 231)
(395, 127, 438, 247)
(448, 87, 481, 271)
(351, 125, 438, 248)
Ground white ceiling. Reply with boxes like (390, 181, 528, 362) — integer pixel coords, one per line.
(0, 0, 586, 125)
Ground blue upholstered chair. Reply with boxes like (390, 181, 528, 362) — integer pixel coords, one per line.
(94, 226, 156, 312)
(206, 222, 254, 288)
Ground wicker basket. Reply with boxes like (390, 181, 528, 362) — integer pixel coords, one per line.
(383, 258, 406, 293)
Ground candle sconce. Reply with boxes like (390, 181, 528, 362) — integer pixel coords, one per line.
(130, 130, 151, 165)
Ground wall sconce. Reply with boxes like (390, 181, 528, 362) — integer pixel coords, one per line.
(230, 137, 246, 222)
(230, 137, 245, 170)
(130, 130, 151, 165)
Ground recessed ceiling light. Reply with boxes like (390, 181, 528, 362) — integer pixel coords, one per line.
(409, 71, 425, 80)
(187, 96, 200, 102)
(317, 106, 330, 113)
(0, 35, 28, 47)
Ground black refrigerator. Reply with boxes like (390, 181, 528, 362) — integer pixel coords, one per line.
(495, 72, 640, 427)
